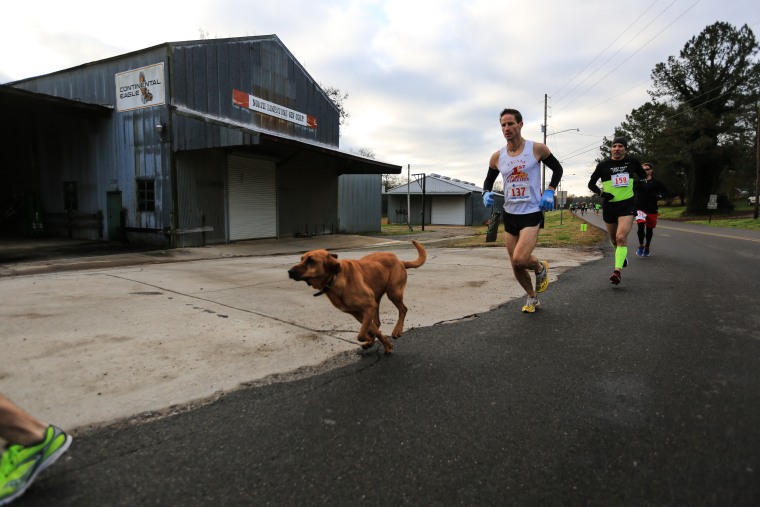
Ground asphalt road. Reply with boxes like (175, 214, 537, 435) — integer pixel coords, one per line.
(15, 216, 760, 506)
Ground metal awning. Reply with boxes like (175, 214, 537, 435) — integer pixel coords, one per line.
(173, 105, 402, 175)
(0, 85, 112, 115)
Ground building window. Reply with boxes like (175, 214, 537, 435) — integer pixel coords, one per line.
(136, 179, 155, 212)
(63, 181, 78, 212)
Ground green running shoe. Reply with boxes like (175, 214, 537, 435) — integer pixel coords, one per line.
(0, 425, 72, 506)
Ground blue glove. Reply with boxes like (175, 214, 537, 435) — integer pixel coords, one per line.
(482, 191, 494, 207)
(539, 189, 555, 211)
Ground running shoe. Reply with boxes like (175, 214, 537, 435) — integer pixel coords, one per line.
(535, 261, 550, 293)
(521, 295, 541, 313)
(609, 270, 621, 285)
(635, 246, 645, 256)
(643, 248, 651, 257)
(0, 425, 72, 506)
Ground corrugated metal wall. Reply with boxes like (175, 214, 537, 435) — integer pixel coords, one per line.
(387, 195, 430, 226)
(10, 47, 173, 244)
(338, 174, 382, 233)
(170, 37, 340, 148)
(175, 150, 226, 245)
(276, 153, 339, 237)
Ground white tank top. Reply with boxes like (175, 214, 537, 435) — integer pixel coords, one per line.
(498, 140, 542, 215)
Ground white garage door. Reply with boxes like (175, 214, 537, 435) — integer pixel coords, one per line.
(227, 155, 277, 240)
(431, 195, 465, 225)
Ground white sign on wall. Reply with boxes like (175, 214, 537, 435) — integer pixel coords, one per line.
(115, 63, 166, 112)
(232, 89, 317, 128)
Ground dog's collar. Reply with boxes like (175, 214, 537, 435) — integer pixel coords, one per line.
(313, 274, 336, 297)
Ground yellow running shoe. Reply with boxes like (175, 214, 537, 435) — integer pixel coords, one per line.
(535, 261, 550, 293)
(521, 295, 541, 313)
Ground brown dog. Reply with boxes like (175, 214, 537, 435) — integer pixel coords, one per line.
(288, 241, 426, 354)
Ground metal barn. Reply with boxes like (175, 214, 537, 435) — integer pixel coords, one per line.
(0, 35, 399, 247)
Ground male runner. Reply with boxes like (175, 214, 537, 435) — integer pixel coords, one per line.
(635, 162, 668, 257)
(482, 108, 563, 313)
(587, 136, 647, 285)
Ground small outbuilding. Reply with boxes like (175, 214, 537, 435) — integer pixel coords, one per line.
(385, 173, 502, 226)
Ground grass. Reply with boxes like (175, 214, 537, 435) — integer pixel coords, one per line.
(376, 224, 421, 235)
(375, 199, 759, 249)
(376, 211, 607, 249)
(657, 202, 760, 230)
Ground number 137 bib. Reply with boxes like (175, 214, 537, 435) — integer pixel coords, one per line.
(507, 182, 531, 201)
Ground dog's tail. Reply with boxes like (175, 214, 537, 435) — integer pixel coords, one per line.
(403, 240, 427, 269)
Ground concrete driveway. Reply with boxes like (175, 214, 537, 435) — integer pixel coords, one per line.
(0, 233, 601, 433)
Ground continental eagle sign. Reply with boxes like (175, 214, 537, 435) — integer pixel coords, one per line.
(115, 63, 166, 112)
(232, 89, 317, 128)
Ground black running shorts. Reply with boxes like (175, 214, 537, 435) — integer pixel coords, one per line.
(602, 198, 637, 224)
(503, 211, 544, 236)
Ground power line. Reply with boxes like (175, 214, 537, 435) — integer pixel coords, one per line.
(552, 0, 668, 105)
(559, 0, 701, 110)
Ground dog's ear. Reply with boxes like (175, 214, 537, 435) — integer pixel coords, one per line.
(325, 253, 341, 273)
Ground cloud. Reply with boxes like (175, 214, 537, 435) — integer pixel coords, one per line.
(2, 0, 757, 195)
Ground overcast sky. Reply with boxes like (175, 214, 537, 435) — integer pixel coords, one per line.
(2, 0, 758, 196)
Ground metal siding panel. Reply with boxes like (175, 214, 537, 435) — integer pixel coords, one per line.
(193, 48, 207, 112)
(227, 155, 276, 240)
(173, 48, 187, 106)
(338, 174, 381, 233)
(206, 45, 221, 117)
(176, 151, 226, 245)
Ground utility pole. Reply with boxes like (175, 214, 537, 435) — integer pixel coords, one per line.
(542, 93, 548, 192)
(406, 164, 413, 231)
(755, 104, 759, 219)
(413, 173, 426, 231)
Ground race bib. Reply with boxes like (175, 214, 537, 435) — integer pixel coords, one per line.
(636, 210, 647, 221)
(507, 182, 531, 201)
(612, 172, 629, 188)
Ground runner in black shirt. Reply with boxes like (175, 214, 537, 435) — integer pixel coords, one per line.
(634, 162, 668, 257)
(587, 137, 646, 285)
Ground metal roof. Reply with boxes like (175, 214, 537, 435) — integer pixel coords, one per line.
(0, 85, 112, 114)
(385, 173, 483, 195)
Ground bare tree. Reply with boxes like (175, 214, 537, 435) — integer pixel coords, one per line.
(198, 27, 215, 39)
(382, 174, 405, 192)
(320, 83, 350, 128)
(351, 147, 375, 159)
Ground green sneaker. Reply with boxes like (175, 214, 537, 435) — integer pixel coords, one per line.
(0, 425, 72, 506)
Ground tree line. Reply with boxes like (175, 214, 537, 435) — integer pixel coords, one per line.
(601, 22, 759, 215)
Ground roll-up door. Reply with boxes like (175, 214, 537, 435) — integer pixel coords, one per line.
(431, 195, 465, 225)
(227, 155, 277, 240)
